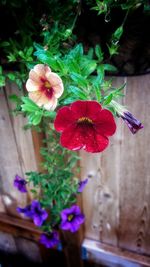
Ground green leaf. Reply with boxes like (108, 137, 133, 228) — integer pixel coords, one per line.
(21, 97, 40, 112)
(113, 26, 123, 40)
(104, 64, 117, 72)
(44, 111, 56, 119)
(93, 84, 101, 102)
(103, 93, 113, 105)
(82, 60, 97, 77)
(7, 73, 16, 81)
(34, 49, 60, 71)
(28, 112, 42, 125)
(97, 65, 104, 84)
(68, 86, 87, 99)
(70, 73, 88, 88)
(95, 45, 103, 61)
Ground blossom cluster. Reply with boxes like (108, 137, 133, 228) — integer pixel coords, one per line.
(15, 64, 143, 249)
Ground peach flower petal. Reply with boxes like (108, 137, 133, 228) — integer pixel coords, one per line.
(28, 91, 48, 106)
(29, 70, 41, 83)
(53, 84, 64, 98)
(44, 98, 58, 111)
(34, 64, 51, 77)
(46, 72, 62, 86)
(26, 79, 39, 92)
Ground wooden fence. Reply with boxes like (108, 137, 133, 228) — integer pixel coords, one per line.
(0, 75, 150, 266)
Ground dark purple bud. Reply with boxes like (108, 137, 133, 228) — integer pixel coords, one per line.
(14, 175, 27, 193)
(40, 231, 59, 248)
(121, 111, 143, 134)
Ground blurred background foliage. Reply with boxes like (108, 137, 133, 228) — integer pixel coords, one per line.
(0, 0, 150, 88)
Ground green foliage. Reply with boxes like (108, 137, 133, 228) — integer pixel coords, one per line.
(26, 128, 80, 229)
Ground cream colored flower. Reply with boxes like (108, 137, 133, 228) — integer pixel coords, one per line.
(26, 64, 64, 110)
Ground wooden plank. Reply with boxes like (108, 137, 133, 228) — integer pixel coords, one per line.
(0, 212, 41, 241)
(80, 77, 125, 246)
(83, 238, 150, 267)
(118, 75, 150, 255)
(0, 88, 26, 210)
(5, 82, 37, 176)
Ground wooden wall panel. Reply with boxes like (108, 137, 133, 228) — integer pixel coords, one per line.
(5, 82, 37, 176)
(80, 75, 150, 256)
(118, 75, 150, 255)
(0, 88, 25, 209)
(0, 84, 37, 215)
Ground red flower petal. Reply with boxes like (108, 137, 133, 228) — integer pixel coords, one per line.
(71, 100, 102, 120)
(60, 123, 109, 153)
(94, 109, 116, 136)
(60, 124, 84, 151)
(83, 126, 109, 153)
(54, 106, 75, 132)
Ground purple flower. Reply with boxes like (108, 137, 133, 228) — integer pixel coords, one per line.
(17, 200, 48, 227)
(30, 200, 48, 227)
(14, 175, 27, 193)
(78, 178, 88, 193)
(60, 205, 85, 233)
(17, 204, 33, 218)
(121, 111, 143, 134)
(40, 231, 59, 248)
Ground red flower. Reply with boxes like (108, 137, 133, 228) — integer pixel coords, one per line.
(54, 100, 116, 153)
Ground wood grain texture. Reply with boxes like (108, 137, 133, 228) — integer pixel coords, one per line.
(5, 82, 37, 176)
(80, 75, 150, 257)
(0, 88, 25, 208)
(0, 83, 38, 214)
(118, 75, 150, 255)
(80, 78, 125, 246)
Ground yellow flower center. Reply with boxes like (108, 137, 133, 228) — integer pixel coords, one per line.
(68, 214, 74, 221)
(44, 81, 51, 90)
(77, 117, 93, 124)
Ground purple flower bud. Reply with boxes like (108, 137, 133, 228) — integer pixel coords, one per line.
(60, 205, 85, 233)
(40, 231, 59, 248)
(14, 175, 27, 193)
(78, 178, 88, 193)
(121, 111, 143, 134)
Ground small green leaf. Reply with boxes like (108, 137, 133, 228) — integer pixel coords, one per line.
(103, 93, 113, 105)
(7, 73, 16, 81)
(95, 45, 103, 61)
(113, 26, 123, 40)
(104, 64, 117, 72)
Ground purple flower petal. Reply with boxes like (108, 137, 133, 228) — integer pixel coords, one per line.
(69, 223, 80, 233)
(78, 178, 88, 193)
(40, 231, 59, 248)
(60, 221, 71, 231)
(30, 200, 48, 227)
(17, 205, 33, 218)
(33, 215, 43, 227)
(60, 205, 85, 233)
